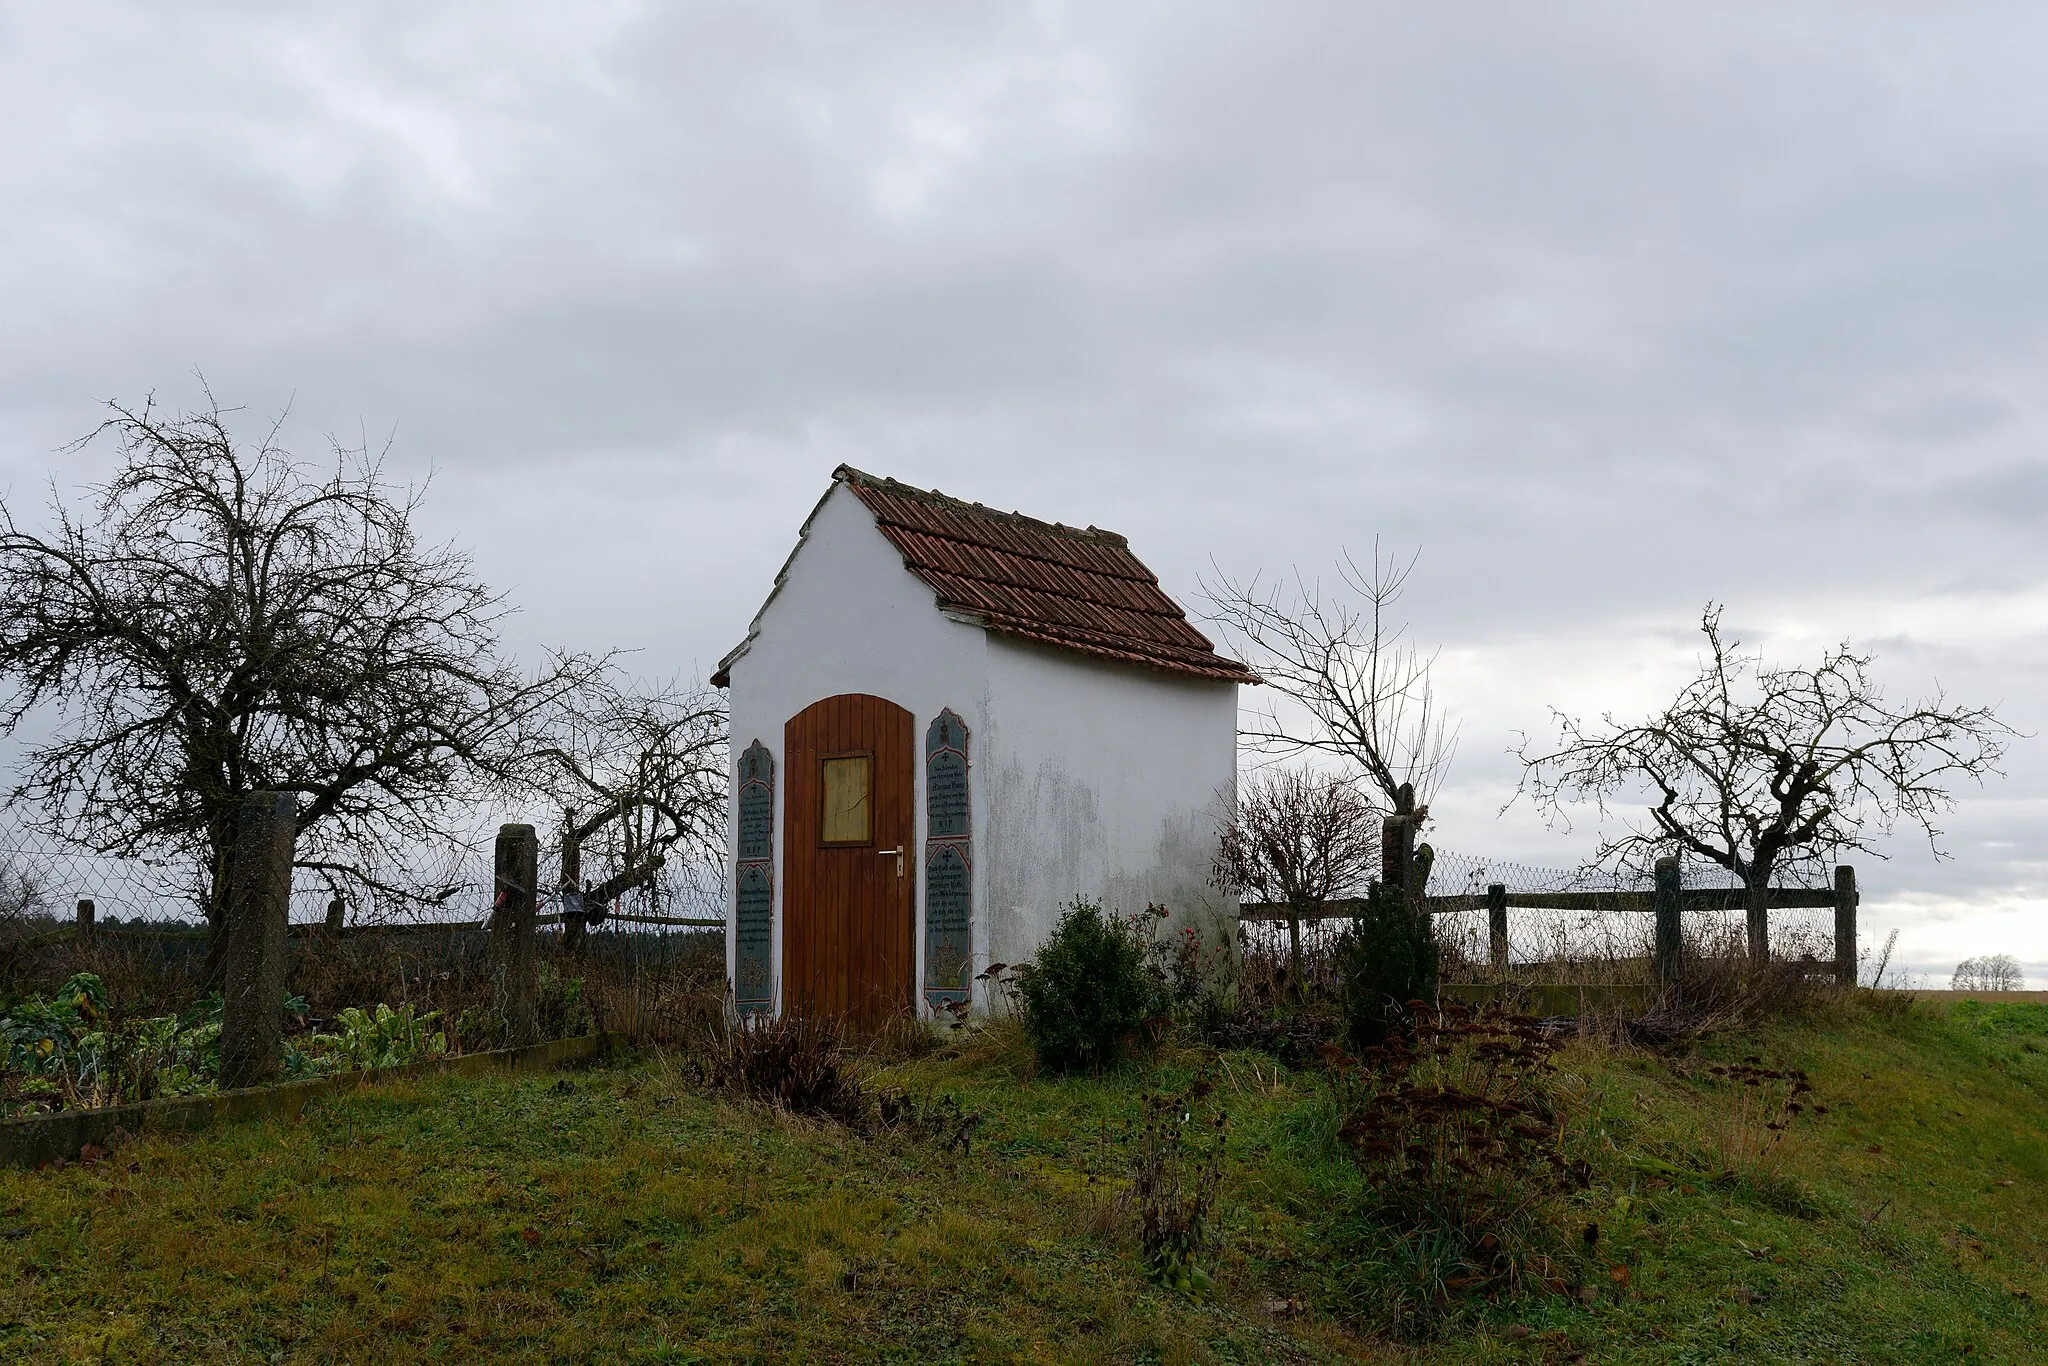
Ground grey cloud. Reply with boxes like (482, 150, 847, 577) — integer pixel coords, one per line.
(4, 1, 2048, 958)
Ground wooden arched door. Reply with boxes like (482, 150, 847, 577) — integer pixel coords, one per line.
(783, 694, 915, 1027)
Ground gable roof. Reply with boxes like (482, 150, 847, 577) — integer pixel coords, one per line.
(712, 466, 1256, 686)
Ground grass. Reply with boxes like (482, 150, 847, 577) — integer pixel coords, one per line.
(0, 996, 2042, 1363)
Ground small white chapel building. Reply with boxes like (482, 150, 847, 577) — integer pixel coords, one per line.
(714, 466, 1255, 1023)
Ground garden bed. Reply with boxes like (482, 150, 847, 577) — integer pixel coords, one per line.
(0, 1031, 602, 1168)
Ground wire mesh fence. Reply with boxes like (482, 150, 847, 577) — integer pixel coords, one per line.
(0, 820, 725, 934)
(0, 817, 728, 1054)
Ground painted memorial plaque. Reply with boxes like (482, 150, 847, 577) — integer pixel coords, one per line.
(734, 863, 774, 1013)
(923, 710, 972, 1009)
(923, 842, 972, 1000)
(924, 709, 970, 840)
(734, 740, 775, 1015)
(737, 741, 774, 864)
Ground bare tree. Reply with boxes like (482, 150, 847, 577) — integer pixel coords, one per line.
(1203, 544, 1456, 827)
(1952, 955, 2025, 992)
(1211, 767, 1380, 989)
(532, 674, 727, 936)
(1516, 605, 2014, 968)
(0, 389, 608, 975)
(0, 853, 50, 928)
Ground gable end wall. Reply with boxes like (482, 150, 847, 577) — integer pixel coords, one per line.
(722, 483, 990, 1012)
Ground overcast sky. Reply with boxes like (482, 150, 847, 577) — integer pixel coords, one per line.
(3, 3, 2045, 982)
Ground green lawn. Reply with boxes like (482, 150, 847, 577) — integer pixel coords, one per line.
(0, 997, 2043, 1363)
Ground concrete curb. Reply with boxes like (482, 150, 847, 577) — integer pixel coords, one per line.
(0, 1033, 606, 1169)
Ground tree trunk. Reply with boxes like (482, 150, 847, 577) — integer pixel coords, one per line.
(1745, 873, 1771, 972)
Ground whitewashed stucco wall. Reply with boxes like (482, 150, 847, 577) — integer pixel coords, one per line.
(722, 478, 1241, 1015)
(721, 483, 991, 1015)
(980, 635, 1240, 967)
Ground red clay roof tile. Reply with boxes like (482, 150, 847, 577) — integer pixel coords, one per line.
(837, 467, 1256, 683)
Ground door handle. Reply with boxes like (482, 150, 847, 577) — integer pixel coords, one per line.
(877, 847, 904, 878)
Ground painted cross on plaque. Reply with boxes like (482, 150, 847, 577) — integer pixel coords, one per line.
(734, 740, 775, 1016)
(923, 710, 972, 1010)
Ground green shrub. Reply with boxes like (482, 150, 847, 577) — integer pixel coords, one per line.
(1015, 898, 1152, 1072)
(0, 983, 252, 1112)
(1337, 880, 1438, 1049)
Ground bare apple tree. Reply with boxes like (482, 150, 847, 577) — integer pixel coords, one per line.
(1211, 767, 1380, 991)
(533, 675, 727, 943)
(1204, 543, 1456, 887)
(0, 388, 609, 978)
(1516, 605, 2014, 967)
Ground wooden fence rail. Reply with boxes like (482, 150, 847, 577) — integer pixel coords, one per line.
(1239, 861, 1860, 986)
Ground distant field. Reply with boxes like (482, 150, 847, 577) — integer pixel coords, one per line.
(1890, 989, 2048, 1003)
(0, 996, 2043, 1362)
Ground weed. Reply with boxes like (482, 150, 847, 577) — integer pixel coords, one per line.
(874, 1089, 983, 1154)
(455, 1004, 508, 1053)
(536, 961, 590, 1040)
(1126, 1069, 1229, 1293)
(701, 1011, 870, 1127)
(1668, 920, 1834, 1026)
(1328, 1003, 1587, 1338)
(1214, 910, 1350, 1064)
(0, 978, 233, 1111)
(1138, 915, 1233, 1028)
(947, 1011, 1037, 1078)
(0, 977, 459, 1112)
(857, 1009, 946, 1064)
(1690, 1056, 1815, 1184)
(1205, 997, 1340, 1068)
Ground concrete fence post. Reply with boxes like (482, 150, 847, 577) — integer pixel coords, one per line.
(491, 823, 540, 1047)
(1486, 884, 1509, 977)
(221, 791, 297, 1090)
(1834, 865, 1859, 988)
(323, 897, 345, 939)
(1653, 856, 1683, 989)
(75, 899, 95, 940)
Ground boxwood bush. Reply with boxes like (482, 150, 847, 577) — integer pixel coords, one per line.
(1015, 898, 1152, 1072)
